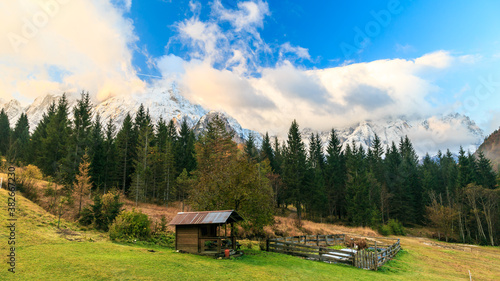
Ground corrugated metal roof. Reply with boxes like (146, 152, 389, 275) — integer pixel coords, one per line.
(169, 210, 244, 225)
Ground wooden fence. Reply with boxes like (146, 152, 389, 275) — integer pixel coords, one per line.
(267, 234, 401, 270)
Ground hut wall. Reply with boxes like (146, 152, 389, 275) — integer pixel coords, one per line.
(176, 225, 199, 253)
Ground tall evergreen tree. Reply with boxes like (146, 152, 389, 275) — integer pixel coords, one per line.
(260, 132, 276, 171)
(325, 129, 346, 219)
(282, 120, 308, 224)
(58, 91, 93, 183)
(102, 118, 118, 191)
(89, 114, 106, 190)
(384, 142, 402, 222)
(30, 101, 56, 165)
(175, 118, 196, 174)
(130, 122, 154, 204)
(42, 94, 71, 177)
(244, 133, 258, 161)
(475, 150, 496, 189)
(457, 146, 474, 188)
(9, 113, 30, 164)
(306, 133, 327, 219)
(115, 113, 135, 194)
(0, 109, 10, 156)
(399, 136, 423, 224)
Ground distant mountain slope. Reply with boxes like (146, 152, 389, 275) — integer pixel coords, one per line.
(0, 87, 484, 157)
(477, 128, 500, 171)
(302, 113, 484, 158)
(0, 86, 263, 145)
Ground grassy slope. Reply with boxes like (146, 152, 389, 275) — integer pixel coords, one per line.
(1, 189, 499, 280)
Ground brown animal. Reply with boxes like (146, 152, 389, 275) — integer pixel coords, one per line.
(346, 238, 368, 250)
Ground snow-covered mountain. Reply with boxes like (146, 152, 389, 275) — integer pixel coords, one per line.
(0, 86, 263, 145)
(1, 87, 484, 158)
(301, 113, 484, 158)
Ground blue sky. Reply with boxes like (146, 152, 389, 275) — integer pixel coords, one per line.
(1, 0, 500, 138)
(128, 0, 500, 72)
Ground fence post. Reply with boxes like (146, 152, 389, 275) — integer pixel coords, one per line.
(266, 239, 269, 252)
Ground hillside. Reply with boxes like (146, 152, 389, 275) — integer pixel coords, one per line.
(2, 181, 500, 280)
(477, 128, 500, 171)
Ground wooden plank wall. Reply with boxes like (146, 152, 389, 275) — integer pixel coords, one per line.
(176, 225, 199, 253)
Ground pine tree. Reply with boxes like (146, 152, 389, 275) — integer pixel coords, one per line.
(475, 150, 496, 189)
(175, 118, 196, 174)
(0, 109, 11, 156)
(89, 114, 106, 191)
(130, 124, 154, 205)
(260, 132, 276, 170)
(102, 118, 118, 191)
(9, 113, 30, 164)
(30, 101, 56, 165)
(42, 94, 71, 177)
(63, 91, 93, 183)
(421, 153, 440, 205)
(384, 142, 402, 222)
(306, 133, 327, 219)
(115, 113, 135, 194)
(282, 120, 308, 224)
(244, 133, 258, 161)
(325, 129, 346, 219)
(398, 136, 422, 224)
(457, 146, 474, 188)
(74, 152, 92, 215)
(162, 140, 176, 206)
(273, 136, 283, 174)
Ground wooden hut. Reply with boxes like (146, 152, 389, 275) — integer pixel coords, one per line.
(169, 210, 244, 255)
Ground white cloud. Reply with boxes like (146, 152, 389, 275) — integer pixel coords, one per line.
(0, 0, 145, 103)
(408, 117, 480, 156)
(414, 50, 454, 69)
(175, 0, 271, 75)
(212, 0, 270, 33)
(280, 42, 311, 61)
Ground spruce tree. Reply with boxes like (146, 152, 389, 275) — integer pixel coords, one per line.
(89, 114, 106, 191)
(282, 120, 308, 224)
(307, 133, 327, 219)
(63, 91, 93, 183)
(30, 101, 56, 165)
(175, 118, 196, 174)
(0, 109, 10, 156)
(162, 139, 176, 206)
(115, 113, 135, 194)
(102, 118, 118, 191)
(244, 133, 258, 161)
(475, 150, 496, 189)
(130, 123, 154, 205)
(325, 129, 346, 219)
(260, 132, 276, 171)
(9, 113, 30, 164)
(384, 142, 402, 222)
(42, 94, 71, 177)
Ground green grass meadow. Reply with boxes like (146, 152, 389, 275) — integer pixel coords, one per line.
(1, 188, 499, 280)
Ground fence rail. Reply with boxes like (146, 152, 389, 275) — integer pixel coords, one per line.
(267, 234, 401, 270)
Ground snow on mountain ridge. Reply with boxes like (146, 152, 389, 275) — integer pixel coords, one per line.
(0, 88, 484, 157)
(301, 114, 484, 158)
(0, 87, 262, 146)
